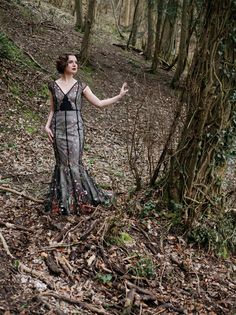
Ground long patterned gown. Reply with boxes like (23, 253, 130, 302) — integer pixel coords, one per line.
(45, 80, 108, 215)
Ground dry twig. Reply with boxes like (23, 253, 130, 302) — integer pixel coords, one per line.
(35, 296, 66, 315)
(0, 185, 44, 203)
(0, 221, 33, 232)
(57, 254, 74, 283)
(0, 230, 15, 259)
(122, 288, 135, 315)
(126, 281, 156, 301)
(0, 230, 53, 288)
(40, 292, 109, 314)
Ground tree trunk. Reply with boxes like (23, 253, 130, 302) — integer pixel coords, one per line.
(170, 0, 192, 88)
(127, 0, 143, 48)
(79, 0, 96, 63)
(151, 0, 165, 72)
(145, 0, 155, 60)
(119, 0, 132, 28)
(166, 0, 236, 226)
(160, 0, 179, 64)
(111, 0, 124, 38)
(75, 0, 83, 30)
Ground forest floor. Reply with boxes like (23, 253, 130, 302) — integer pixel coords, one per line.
(0, 0, 235, 314)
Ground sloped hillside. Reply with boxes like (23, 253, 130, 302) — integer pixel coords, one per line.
(0, 1, 235, 314)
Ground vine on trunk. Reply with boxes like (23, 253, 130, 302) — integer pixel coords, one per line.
(164, 1, 236, 226)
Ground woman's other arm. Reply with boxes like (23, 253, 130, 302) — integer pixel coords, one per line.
(45, 91, 54, 143)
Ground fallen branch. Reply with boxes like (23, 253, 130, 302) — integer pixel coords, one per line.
(160, 302, 185, 314)
(40, 219, 99, 252)
(19, 263, 53, 290)
(0, 221, 33, 232)
(0, 230, 53, 289)
(0, 230, 15, 259)
(23, 48, 48, 72)
(7, 36, 49, 73)
(53, 214, 99, 243)
(155, 309, 166, 315)
(35, 296, 66, 315)
(52, 222, 72, 243)
(126, 281, 156, 301)
(39, 242, 81, 252)
(98, 244, 113, 271)
(40, 292, 109, 315)
(122, 288, 135, 315)
(43, 253, 61, 276)
(0, 185, 44, 203)
(132, 225, 158, 255)
(80, 219, 99, 241)
(57, 255, 74, 283)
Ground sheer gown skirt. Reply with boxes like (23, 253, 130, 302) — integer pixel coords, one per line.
(46, 110, 108, 214)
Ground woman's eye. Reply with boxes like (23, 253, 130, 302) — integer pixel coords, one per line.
(68, 61, 78, 64)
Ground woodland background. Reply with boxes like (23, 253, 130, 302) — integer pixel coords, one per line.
(0, 0, 235, 314)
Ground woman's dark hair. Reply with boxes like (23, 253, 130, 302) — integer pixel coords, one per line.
(56, 53, 79, 74)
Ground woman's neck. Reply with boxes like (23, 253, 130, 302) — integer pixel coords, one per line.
(60, 74, 74, 82)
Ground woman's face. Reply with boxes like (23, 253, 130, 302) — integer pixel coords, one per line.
(65, 55, 78, 74)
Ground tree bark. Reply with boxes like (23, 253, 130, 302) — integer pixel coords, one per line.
(119, 0, 132, 28)
(145, 0, 155, 60)
(111, 0, 124, 38)
(75, 0, 83, 30)
(166, 0, 236, 225)
(160, 0, 179, 64)
(79, 0, 96, 63)
(151, 0, 165, 72)
(127, 0, 143, 48)
(170, 0, 193, 88)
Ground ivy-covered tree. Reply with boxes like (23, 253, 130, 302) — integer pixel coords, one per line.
(165, 0, 236, 226)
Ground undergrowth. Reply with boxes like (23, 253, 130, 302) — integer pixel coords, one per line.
(0, 31, 37, 69)
(0, 32, 21, 60)
(127, 188, 236, 258)
(187, 211, 236, 258)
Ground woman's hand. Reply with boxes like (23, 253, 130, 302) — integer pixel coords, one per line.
(45, 126, 54, 143)
(119, 82, 129, 98)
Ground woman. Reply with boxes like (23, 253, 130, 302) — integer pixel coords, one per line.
(44, 53, 128, 215)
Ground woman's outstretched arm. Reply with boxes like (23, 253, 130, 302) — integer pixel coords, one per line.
(83, 82, 128, 108)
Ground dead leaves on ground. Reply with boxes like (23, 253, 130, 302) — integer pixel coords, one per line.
(0, 198, 235, 314)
